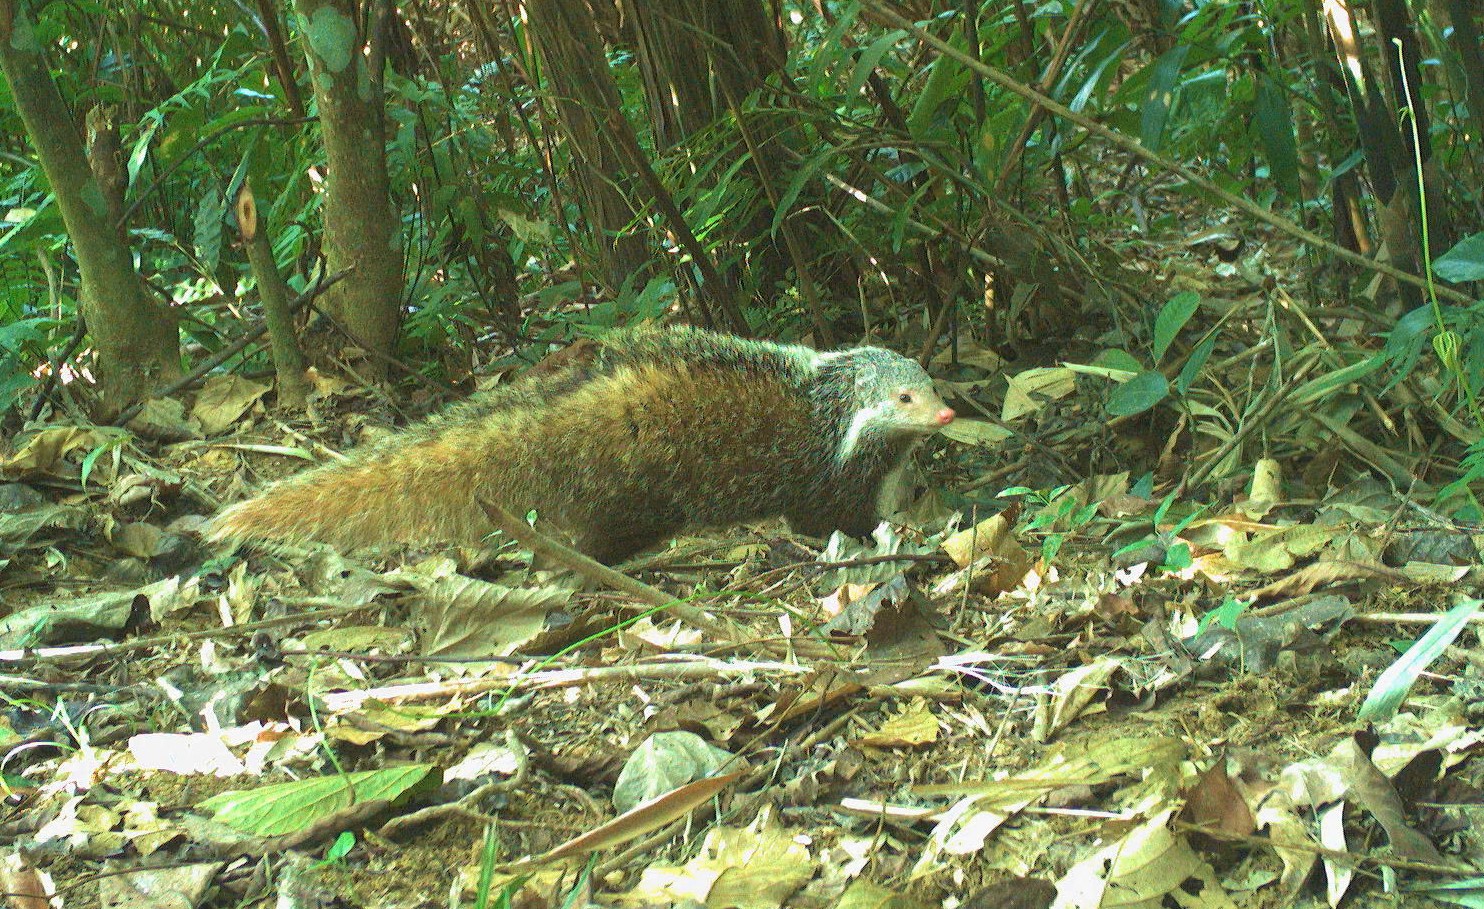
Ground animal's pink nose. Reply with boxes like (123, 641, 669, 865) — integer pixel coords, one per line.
(937, 408, 956, 425)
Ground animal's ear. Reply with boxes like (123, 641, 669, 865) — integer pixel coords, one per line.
(854, 356, 880, 388)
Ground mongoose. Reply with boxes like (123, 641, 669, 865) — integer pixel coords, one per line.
(207, 325, 956, 564)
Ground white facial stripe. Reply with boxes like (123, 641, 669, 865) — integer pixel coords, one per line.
(837, 400, 890, 463)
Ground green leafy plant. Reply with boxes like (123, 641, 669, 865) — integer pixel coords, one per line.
(1196, 595, 1247, 635)
(1111, 491, 1209, 574)
(312, 830, 356, 869)
(1102, 290, 1208, 418)
(999, 484, 1101, 565)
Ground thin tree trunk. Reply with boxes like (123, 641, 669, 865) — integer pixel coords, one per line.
(627, 0, 783, 150)
(238, 181, 310, 407)
(0, 0, 179, 414)
(292, 0, 404, 371)
(251, 0, 306, 118)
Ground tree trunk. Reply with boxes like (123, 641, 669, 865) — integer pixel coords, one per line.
(292, 0, 404, 371)
(626, 0, 843, 330)
(251, 0, 306, 118)
(525, 0, 651, 291)
(626, 0, 784, 149)
(237, 181, 310, 407)
(0, 0, 179, 414)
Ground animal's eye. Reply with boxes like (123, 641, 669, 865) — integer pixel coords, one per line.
(898, 393, 913, 403)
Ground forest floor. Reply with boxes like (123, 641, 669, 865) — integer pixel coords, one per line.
(2, 307, 1482, 909)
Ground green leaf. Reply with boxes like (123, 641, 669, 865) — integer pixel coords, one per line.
(806, 2, 862, 90)
(1107, 370, 1169, 416)
(1042, 533, 1063, 563)
(890, 183, 929, 252)
(1175, 336, 1215, 395)
(1168, 501, 1209, 536)
(1139, 45, 1191, 150)
(1152, 291, 1200, 364)
(1067, 34, 1129, 113)
(1289, 355, 1386, 406)
(193, 184, 227, 274)
(80, 434, 127, 489)
(1153, 489, 1177, 525)
(225, 139, 260, 220)
(312, 830, 356, 868)
(1254, 73, 1300, 198)
(771, 146, 841, 237)
(126, 116, 162, 188)
(1198, 596, 1246, 634)
(1434, 233, 1484, 283)
(847, 30, 906, 102)
(1162, 541, 1192, 571)
(1093, 348, 1145, 372)
(200, 764, 435, 836)
(907, 31, 970, 141)
(1358, 599, 1482, 722)
(0, 317, 49, 350)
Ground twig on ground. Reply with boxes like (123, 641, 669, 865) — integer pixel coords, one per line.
(318, 657, 810, 713)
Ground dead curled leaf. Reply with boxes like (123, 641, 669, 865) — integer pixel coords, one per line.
(0, 427, 101, 477)
(1248, 560, 1412, 600)
(613, 809, 812, 908)
(192, 374, 271, 436)
(1051, 809, 1236, 909)
(527, 770, 746, 865)
(1282, 735, 1445, 866)
(936, 511, 1033, 597)
(0, 851, 51, 909)
(1178, 760, 1255, 845)
(1033, 656, 1123, 743)
(854, 702, 939, 749)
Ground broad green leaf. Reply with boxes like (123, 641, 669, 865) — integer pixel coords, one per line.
(1288, 355, 1386, 406)
(806, 2, 862, 90)
(1042, 533, 1064, 563)
(1163, 541, 1192, 570)
(907, 31, 970, 141)
(1358, 600, 1482, 722)
(1176, 336, 1215, 394)
(1434, 233, 1484, 283)
(1092, 348, 1145, 373)
(1153, 291, 1200, 364)
(771, 146, 841, 237)
(848, 30, 907, 102)
(193, 184, 227, 273)
(1139, 45, 1191, 150)
(1067, 33, 1129, 113)
(0, 317, 49, 350)
(0, 200, 64, 252)
(200, 765, 435, 836)
(1107, 370, 1169, 416)
(1198, 596, 1246, 634)
(1254, 73, 1300, 198)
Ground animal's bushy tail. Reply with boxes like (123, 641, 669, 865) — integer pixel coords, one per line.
(206, 433, 494, 550)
